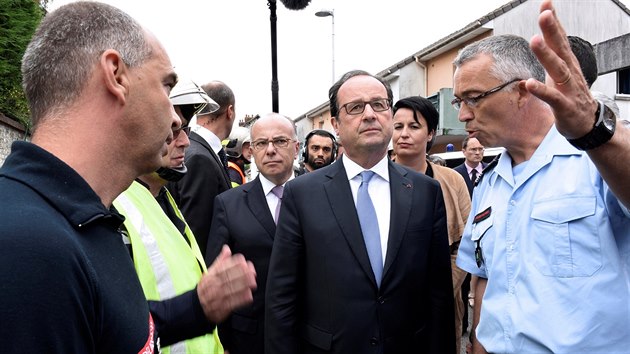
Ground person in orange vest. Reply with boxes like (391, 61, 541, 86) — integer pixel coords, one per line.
(225, 126, 252, 187)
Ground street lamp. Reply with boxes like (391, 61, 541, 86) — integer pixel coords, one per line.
(315, 9, 335, 84)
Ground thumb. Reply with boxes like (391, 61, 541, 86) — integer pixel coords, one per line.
(214, 244, 233, 263)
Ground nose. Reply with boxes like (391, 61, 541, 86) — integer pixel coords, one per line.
(361, 103, 378, 120)
(177, 129, 190, 149)
(457, 103, 474, 123)
(171, 106, 182, 130)
(264, 141, 277, 155)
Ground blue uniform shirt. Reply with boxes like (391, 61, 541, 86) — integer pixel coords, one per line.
(457, 126, 630, 353)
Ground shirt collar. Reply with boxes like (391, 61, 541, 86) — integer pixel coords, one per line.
(191, 123, 223, 154)
(342, 154, 390, 182)
(259, 173, 295, 196)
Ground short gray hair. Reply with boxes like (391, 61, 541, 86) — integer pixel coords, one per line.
(454, 35, 545, 84)
(21, 1, 152, 127)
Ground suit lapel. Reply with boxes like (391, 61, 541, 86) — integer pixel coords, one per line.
(383, 161, 413, 280)
(246, 178, 276, 240)
(190, 131, 231, 188)
(324, 160, 379, 287)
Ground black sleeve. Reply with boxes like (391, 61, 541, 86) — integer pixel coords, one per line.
(149, 287, 216, 346)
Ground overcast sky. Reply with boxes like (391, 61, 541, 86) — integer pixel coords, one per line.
(48, 0, 629, 122)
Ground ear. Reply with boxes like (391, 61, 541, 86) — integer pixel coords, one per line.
(227, 104, 235, 120)
(331, 116, 339, 133)
(100, 49, 129, 104)
(516, 80, 530, 109)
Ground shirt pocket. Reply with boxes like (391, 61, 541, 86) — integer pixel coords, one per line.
(530, 196, 601, 277)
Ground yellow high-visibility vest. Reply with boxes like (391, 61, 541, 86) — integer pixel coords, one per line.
(114, 181, 223, 354)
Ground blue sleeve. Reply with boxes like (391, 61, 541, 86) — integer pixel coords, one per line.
(148, 287, 216, 346)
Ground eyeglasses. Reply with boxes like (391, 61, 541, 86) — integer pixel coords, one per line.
(173, 125, 191, 139)
(340, 98, 392, 115)
(451, 78, 521, 110)
(251, 137, 294, 151)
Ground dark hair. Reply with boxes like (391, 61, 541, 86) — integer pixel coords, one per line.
(328, 70, 393, 118)
(302, 129, 337, 161)
(393, 96, 439, 151)
(568, 36, 598, 88)
(201, 81, 235, 117)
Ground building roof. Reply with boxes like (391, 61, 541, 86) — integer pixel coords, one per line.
(295, 0, 630, 122)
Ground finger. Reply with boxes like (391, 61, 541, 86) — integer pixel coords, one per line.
(534, 5, 581, 87)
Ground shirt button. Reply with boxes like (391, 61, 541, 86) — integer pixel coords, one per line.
(377, 296, 385, 304)
(370, 337, 379, 346)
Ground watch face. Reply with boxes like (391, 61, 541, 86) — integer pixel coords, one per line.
(602, 105, 616, 131)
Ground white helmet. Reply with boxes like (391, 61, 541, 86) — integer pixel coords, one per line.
(225, 126, 251, 159)
(169, 80, 219, 120)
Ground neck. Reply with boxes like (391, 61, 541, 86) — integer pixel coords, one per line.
(345, 146, 387, 169)
(395, 154, 427, 174)
(32, 125, 140, 208)
(466, 161, 480, 169)
(138, 173, 166, 197)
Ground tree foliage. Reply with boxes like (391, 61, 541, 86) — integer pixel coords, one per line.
(0, 0, 44, 130)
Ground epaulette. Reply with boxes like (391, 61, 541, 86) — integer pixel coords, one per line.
(474, 153, 501, 187)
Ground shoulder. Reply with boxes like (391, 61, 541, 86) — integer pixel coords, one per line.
(453, 163, 466, 172)
(434, 164, 466, 182)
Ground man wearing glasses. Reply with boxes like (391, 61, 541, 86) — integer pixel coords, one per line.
(266, 70, 455, 354)
(114, 80, 257, 354)
(168, 81, 236, 256)
(455, 2, 630, 353)
(454, 136, 487, 198)
(206, 113, 299, 354)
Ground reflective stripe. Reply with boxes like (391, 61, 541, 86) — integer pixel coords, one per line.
(113, 182, 222, 354)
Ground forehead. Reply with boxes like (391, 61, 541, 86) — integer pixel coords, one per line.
(467, 138, 483, 148)
(338, 75, 387, 102)
(251, 117, 293, 139)
(143, 33, 176, 80)
(454, 54, 494, 92)
(309, 134, 333, 147)
(393, 107, 426, 124)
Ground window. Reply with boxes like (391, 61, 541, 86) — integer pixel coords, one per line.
(618, 67, 630, 94)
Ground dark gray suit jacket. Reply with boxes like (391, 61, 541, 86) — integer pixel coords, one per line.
(265, 158, 455, 354)
(453, 162, 486, 198)
(168, 131, 231, 255)
(205, 177, 275, 354)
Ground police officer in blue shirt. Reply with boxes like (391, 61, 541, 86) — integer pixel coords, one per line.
(453, 2, 630, 353)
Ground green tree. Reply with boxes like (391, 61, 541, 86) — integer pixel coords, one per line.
(0, 0, 44, 130)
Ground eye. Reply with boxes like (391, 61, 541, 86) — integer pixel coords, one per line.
(347, 102, 364, 114)
(371, 100, 386, 110)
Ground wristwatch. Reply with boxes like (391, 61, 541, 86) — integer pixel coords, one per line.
(567, 100, 616, 151)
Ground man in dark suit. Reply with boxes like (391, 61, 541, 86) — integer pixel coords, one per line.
(168, 81, 235, 255)
(453, 136, 486, 337)
(453, 136, 486, 197)
(265, 70, 455, 354)
(205, 113, 299, 354)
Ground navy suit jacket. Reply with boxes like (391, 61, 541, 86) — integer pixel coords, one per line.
(206, 177, 275, 354)
(168, 131, 231, 256)
(453, 162, 486, 198)
(265, 158, 455, 354)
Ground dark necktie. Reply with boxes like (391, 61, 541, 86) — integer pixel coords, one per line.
(356, 171, 383, 287)
(470, 168, 478, 185)
(218, 148, 229, 174)
(271, 185, 284, 225)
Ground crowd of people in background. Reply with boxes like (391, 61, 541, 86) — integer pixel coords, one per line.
(1, 1, 629, 353)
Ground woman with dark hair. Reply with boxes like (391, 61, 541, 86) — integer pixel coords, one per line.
(392, 96, 471, 353)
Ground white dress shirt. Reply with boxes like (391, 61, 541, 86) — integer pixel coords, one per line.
(341, 154, 391, 266)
